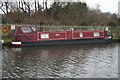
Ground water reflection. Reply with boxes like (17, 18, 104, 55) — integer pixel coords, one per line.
(2, 43, 118, 78)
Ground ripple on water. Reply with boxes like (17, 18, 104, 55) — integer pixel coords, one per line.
(2, 43, 118, 78)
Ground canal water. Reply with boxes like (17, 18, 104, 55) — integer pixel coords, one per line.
(2, 43, 119, 79)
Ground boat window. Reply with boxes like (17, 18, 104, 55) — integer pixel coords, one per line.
(79, 32, 83, 37)
(94, 32, 99, 37)
(41, 34, 49, 39)
(21, 27, 32, 33)
(31, 27, 36, 31)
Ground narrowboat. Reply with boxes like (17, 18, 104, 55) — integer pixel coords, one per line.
(11, 25, 112, 47)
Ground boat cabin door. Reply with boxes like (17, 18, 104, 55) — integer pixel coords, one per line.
(67, 28, 74, 39)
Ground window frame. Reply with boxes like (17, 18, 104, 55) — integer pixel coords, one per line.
(94, 32, 100, 37)
(21, 26, 32, 33)
(40, 34, 49, 39)
(79, 32, 83, 37)
(31, 26, 36, 31)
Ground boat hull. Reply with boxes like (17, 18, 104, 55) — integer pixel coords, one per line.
(12, 38, 111, 47)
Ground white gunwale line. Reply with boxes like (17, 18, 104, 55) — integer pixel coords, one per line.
(12, 42, 21, 45)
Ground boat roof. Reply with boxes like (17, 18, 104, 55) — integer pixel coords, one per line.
(16, 24, 35, 27)
(16, 24, 108, 32)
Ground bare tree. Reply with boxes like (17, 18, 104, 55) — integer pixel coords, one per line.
(0, 1, 18, 14)
(0, 2, 6, 14)
(0, 1, 10, 14)
(23, 0, 31, 15)
(35, 0, 37, 12)
(4, 1, 9, 14)
(95, 4, 101, 13)
(45, 0, 48, 10)
(19, 1, 26, 13)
